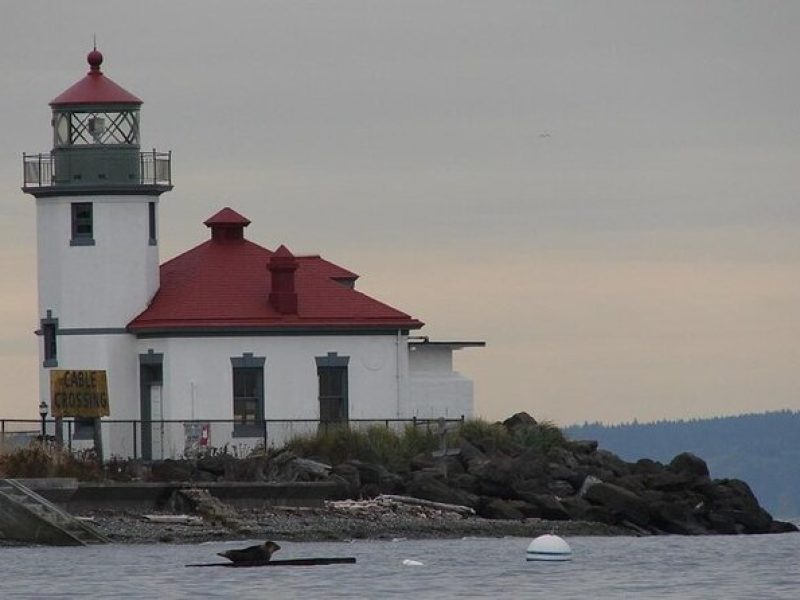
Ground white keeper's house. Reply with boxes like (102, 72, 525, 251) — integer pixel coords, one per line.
(22, 49, 483, 459)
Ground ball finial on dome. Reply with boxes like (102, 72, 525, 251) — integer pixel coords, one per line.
(87, 48, 103, 71)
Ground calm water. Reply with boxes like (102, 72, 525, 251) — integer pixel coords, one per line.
(1, 533, 798, 599)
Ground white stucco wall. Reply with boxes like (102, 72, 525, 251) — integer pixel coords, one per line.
(134, 333, 410, 453)
(408, 374, 474, 420)
(36, 194, 159, 328)
(36, 193, 160, 458)
(408, 344, 475, 420)
(38, 331, 140, 457)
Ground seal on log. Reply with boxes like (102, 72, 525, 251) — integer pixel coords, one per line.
(217, 541, 281, 563)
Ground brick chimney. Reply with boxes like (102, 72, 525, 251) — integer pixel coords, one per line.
(268, 244, 298, 314)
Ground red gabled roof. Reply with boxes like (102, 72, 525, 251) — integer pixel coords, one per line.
(50, 49, 142, 107)
(128, 209, 423, 333)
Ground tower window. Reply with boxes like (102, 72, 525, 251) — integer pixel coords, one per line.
(70, 202, 94, 246)
(41, 314, 58, 368)
(148, 202, 157, 245)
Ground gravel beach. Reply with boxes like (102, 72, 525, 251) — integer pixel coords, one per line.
(81, 502, 630, 545)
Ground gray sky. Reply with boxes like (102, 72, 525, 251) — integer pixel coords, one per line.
(1, 1, 799, 425)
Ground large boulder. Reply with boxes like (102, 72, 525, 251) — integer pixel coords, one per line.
(668, 452, 710, 481)
(516, 492, 571, 520)
(701, 479, 773, 534)
(479, 497, 526, 520)
(502, 412, 537, 432)
(332, 463, 360, 497)
(223, 457, 268, 481)
(406, 472, 480, 509)
(646, 493, 708, 535)
(468, 453, 517, 498)
(347, 460, 404, 495)
(150, 459, 195, 482)
(569, 439, 598, 454)
(583, 481, 651, 528)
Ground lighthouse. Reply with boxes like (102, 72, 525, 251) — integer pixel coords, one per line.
(22, 48, 172, 448)
(21, 49, 481, 461)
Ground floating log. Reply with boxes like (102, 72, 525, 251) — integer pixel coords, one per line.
(186, 557, 356, 568)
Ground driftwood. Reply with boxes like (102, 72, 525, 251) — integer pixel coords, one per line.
(143, 514, 202, 524)
(376, 494, 476, 516)
(327, 494, 475, 517)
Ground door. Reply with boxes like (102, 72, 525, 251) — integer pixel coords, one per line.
(150, 384, 164, 460)
(139, 362, 163, 460)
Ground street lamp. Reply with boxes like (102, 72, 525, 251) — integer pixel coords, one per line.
(38, 400, 48, 440)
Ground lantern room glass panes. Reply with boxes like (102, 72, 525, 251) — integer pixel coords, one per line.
(54, 114, 69, 146)
(53, 110, 139, 146)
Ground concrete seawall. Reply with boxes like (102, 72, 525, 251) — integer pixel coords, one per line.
(18, 479, 343, 512)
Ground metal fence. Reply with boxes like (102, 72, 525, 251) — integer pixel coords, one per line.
(0, 417, 464, 461)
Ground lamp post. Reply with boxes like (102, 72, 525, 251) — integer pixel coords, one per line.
(38, 400, 48, 441)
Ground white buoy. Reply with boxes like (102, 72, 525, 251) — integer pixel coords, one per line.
(526, 534, 572, 562)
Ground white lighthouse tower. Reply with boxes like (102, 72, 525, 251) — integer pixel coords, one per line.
(22, 48, 172, 449)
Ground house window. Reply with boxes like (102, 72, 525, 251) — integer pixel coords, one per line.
(148, 202, 157, 245)
(231, 354, 265, 437)
(41, 314, 58, 367)
(316, 353, 350, 425)
(70, 202, 94, 246)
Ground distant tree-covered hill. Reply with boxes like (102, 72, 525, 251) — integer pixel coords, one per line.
(563, 410, 800, 518)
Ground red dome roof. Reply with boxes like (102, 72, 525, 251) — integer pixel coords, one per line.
(50, 49, 142, 107)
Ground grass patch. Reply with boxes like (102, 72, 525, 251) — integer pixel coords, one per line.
(287, 418, 570, 468)
(285, 424, 441, 471)
(460, 418, 568, 454)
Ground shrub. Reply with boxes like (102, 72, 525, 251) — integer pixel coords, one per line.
(0, 442, 102, 480)
(460, 418, 568, 454)
(286, 424, 440, 471)
(511, 420, 567, 453)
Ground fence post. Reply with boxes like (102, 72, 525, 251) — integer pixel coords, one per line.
(263, 420, 268, 454)
(132, 421, 138, 460)
(412, 416, 417, 430)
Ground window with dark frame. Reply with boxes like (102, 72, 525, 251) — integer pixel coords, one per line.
(232, 366, 263, 436)
(148, 202, 157, 244)
(42, 321, 57, 367)
(318, 366, 348, 424)
(70, 202, 94, 245)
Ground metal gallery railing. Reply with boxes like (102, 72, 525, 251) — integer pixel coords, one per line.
(21, 150, 171, 187)
(0, 416, 465, 461)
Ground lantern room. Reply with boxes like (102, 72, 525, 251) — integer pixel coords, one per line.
(22, 48, 171, 196)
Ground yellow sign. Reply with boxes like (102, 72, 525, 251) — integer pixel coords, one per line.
(50, 370, 110, 418)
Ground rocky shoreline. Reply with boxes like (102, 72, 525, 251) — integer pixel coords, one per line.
(114, 412, 796, 537)
(79, 501, 631, 545)
(3, 412, 795, 544)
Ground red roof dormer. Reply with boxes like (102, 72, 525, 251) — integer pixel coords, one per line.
(50, 49, 142, 107)
(204, 207, 251, 242)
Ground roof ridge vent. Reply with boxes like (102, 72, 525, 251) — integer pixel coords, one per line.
(204, 207, 250, 242)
